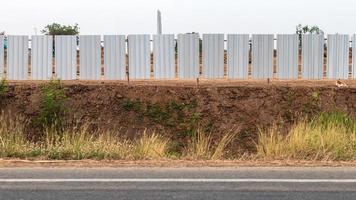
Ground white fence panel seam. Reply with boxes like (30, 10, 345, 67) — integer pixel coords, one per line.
(31, 35, 53, 80)
(7, 36, 29, 80)
(55, 36, 77, 80)
(202, 34, 224, 78)
(276, 34, 299, 79)
(104, 35, 126, 80)
(153, 34, 175, 79)
(227, 34, 249, 79)
(128, 35, 151, 79)
(252, 34, 274, 79)
(327, 34, 349, 79)
(302, 34, 324, 79)
(177, 34, 199, 79)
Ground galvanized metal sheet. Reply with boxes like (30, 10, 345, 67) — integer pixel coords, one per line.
(153, 34, 175, 79)
(202, 34, 224, 78)
(353, 35, 356, 79)
(128, 35, 151, 79)
(7, 36, 29, 80)
(227, 34, 249, 79)
(0, 36, 4, 78)
(251, 34, 274, 79)
(104, 35, 126, 80)
(177, 34, 199, 79)
(327, 34, 349, 79)
(302, 34, 324, 79)
(276, 34, 299, 79)
(31, 36, 53, 80)
(55, 36, 77, 80)
(79, 35, 101, 80)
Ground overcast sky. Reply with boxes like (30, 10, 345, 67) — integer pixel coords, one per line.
(0, 0, 355, 35)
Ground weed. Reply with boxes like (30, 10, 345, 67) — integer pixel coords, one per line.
(0, 112, 172, 160)
(0, 79, 8, 98)
(256, 111, 356, 161)
(37, 80, 67, 129)
(314, 111, 356, 132)
(133, 130, 170, 159)
(121, 99, 141, 112)
(120, 99, 202, 136)
(0, 113, 39, 158)
(302, 90, 322, 115)
(183, 127, 239, 160)
(282, 90, 296, 122)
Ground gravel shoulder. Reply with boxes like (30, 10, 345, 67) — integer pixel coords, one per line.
(1, 159, 356, 168)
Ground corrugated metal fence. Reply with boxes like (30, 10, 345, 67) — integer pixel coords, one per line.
(1, 34, 356, 80)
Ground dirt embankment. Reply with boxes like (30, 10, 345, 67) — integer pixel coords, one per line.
(1, 80, 356, 155)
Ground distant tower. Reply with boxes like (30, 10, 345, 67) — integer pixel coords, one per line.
(157, 10, 162, 34)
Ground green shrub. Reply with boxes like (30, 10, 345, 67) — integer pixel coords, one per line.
(314, 111, 356, 132)
(0, 79, 8, 97)
(37, 80, 67, 129)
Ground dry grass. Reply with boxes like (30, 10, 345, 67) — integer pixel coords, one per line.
(0, 113, 171, 160)
(133, 131, 170, 159)
(0, 113, 238, 160)
(0, 114, 37, 158)
(0, 112, 240, 160)
(183, 127, 239, 160)
(256, 112, 356, 161)
(42, 125, 132, 160)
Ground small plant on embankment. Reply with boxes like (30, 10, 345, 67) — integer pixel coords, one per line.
(0, 79, 8, 98)
(256, 111, 356, 161)
(0, 113, 38, 158)
(36, 80, 67, 130)
(183, 127, 239, 160)
(120, 99, 202, 137)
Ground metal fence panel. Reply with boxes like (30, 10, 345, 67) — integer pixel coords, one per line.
(153, 34, 175, 79)
(276, 34, 298, 79)
(177, 34, 199, 79)
(203, 34, 224, 78)
(0, 36, 4, 78)
(302, 34, 324, 79)
(55, 36, 77, 80)
(104, 35, 126, 80)
(31, 36, 53, 80)
(128, 35, 151, 79)
(353, 35, 356, 79)
(227, 34, 249, 79)
(7, 36, 29, 80)
(252, 34, 274, 79)
(79, 35, 101, 80)
(327, 34, 349, 79)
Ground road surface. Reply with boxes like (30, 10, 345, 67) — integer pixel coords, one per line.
(0, 167, 356, 200)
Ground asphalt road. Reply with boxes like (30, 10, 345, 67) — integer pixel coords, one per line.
(0, 167, 356, 200)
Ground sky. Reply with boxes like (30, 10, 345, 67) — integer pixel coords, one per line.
(0, 0, 355, 35)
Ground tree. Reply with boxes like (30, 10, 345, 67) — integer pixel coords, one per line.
(41, 23, 80, 35)
(296, 24, 324, 35)
(296, 24, 324, 47)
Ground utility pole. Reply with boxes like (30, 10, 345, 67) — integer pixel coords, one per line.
(157, 10, 162, 34)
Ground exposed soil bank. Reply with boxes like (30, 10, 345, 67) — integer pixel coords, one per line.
(2, 80, 356, 155)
